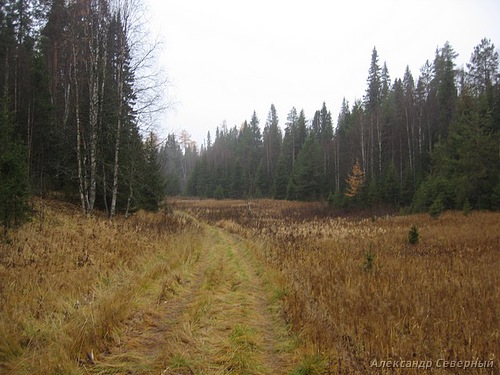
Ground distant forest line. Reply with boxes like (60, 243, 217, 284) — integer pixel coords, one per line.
(161, 39, 500, 213)
(0, 0, 499, 232)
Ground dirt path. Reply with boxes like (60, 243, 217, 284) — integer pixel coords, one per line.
(91, 224, 298, 374)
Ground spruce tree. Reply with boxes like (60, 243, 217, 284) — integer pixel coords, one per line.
(262, 104, 282, 195)
(229, 159, 245, 198)
(138, 133, 166, 211)
(365, 47, 382, 177)
(0, 98, 30, 235)
(432, 42, 458, 140)
(383, 160, 400, 205)
(289, 136, 322, 201)
(274, 108, 297, 199)
(274, 154, 291, 200)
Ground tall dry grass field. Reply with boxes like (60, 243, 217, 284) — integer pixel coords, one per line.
(0, 199, 202, 374)
(174, 199, 500, 373)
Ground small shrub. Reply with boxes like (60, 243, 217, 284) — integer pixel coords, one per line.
(408, 225, 419, 245)
(213, 185, 225, 200)
(327, 189, 345, 208)
(462, 199, 472, 216)
(363, 250, 376, 271)
(429, 197, 444, 219)
(291, 354, 326, 375)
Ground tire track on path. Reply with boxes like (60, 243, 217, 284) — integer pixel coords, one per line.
(92, 223, 299, 374)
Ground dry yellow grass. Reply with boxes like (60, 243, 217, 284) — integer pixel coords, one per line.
(0, 198, 202, 374)
(1, 199, 308, 374)
(174, 198, 500, 374)
(89, 217, 305, 374)
(3, 197, 498, 374)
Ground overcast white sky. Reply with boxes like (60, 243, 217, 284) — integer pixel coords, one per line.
(146, 0, 500, 146)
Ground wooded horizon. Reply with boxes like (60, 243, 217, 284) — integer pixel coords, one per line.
(162, 40, 500, 213)
(1, 0, 499, 232)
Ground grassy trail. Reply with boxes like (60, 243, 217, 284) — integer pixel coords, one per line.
(93, 224, 298, 374)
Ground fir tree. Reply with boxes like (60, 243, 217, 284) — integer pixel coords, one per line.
(274, 108, 298, 199)
(138, 133, 166, 211)
(289, 136, 322, 201)
(0, 97, 30, 235)
(383, 160, 399, 205)
(262, 104, 282, 195)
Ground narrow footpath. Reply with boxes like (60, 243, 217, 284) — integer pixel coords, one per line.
(92, 224, 298, 374)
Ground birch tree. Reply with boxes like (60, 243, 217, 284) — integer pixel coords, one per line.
(109, 4, 130, 217)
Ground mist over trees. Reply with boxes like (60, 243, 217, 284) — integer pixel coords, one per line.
(183, 38, 500, 212)
(0, 0, 166, 226)
(0, 0, 499, 224)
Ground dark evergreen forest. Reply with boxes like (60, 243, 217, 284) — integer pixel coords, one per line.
(0, 0, 166, 230)
(176, 40, 500, 213)
(1, 0, 499, 232)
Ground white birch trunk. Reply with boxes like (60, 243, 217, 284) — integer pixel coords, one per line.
(405, 106, 413, 173)
(88, 28, 99, 214)
(72, 43, 88, 215)
(110, 55, 124, 218)
(110, 2, 130, 218)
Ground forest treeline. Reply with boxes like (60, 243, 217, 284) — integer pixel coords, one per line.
(0, 0, 166, 230)
(1, 0, 499, 233)
(161, 39, 500, 213)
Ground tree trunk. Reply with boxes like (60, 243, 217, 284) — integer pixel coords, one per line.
(125, 161, 136, 218)
(99, 33, 108, 214)
(369, 112, 374, 178)
(88, 45, 99, 214)
(404, 106, 413, 173)
(376, 111, 382, 175)
(334, 136, 340, 192)
(72, 43, 88, 216)
(110, 77, 123, 217)
(360, 111, 366, 173)
(110, 7, 129, 218)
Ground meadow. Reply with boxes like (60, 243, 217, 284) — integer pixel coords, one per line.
(1, 197, 498, 374)
(173, 199, 500, 373)
(0, 198, 203, 374)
